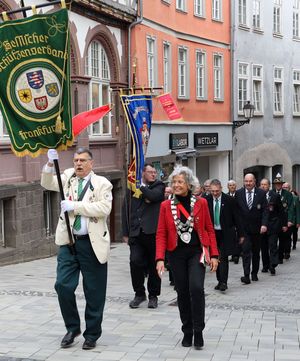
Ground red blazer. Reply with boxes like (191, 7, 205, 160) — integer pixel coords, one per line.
(156, 197, 219, 261)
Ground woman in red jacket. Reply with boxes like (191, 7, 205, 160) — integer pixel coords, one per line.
(156, 166, 218, 350)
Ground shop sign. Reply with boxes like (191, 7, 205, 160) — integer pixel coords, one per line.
(194, 133, 218, 147)
(169, 133, 189, 150)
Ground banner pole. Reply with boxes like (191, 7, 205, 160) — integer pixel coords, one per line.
(53, 159, 76, 255)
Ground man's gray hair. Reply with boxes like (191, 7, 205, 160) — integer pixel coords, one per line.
(227, 179, 236, 185)
(168, 165, 198, 191)
(210, 179, 222, 187)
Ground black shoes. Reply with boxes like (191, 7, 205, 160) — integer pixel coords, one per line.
(251, 274, 259, 281)
(194, 332, 204, 350)
(148, 296, 158, 309)
(215, 282, 227, 291)
(82, 339, 96, 350)
(269, 267, 276, 275)
(129, 295, 146, 308)
(181, 333, 193, 347)
(261, 267, 268, 273)
(241, 276, 251, 284)
(60, 331, 81, 348)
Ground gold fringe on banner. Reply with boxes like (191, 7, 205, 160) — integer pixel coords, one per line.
(55, 115, 63, 134)
(1, 11, 8, 21)
(31, 5, 37, 15)
(61, 0, 66, 8)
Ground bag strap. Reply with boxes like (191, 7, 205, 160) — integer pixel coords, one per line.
(78, 179, 91, 201)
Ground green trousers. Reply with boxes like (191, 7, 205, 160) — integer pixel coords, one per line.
(55, 237, 107, 342)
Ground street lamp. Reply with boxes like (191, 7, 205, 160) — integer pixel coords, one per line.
(233, 101, 255, 128)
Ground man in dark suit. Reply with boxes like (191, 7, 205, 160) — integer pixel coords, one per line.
(260, 178, 286, 275)
(235, 173, 269, 284)
(207, 179, 244, 291)
(122, 163, 165, 309)
(227, 180, 240, 264)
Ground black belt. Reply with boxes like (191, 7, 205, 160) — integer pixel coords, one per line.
(73, 234, 89, 241)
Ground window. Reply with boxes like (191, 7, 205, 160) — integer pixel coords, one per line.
(0, 199, 4, 247)
(273, 67, 283, 114)
(196, 50, 206, 100)
(178, 47, 188, 98)
(43, 191, 55, 237)
(0, 111, 8, 138)
(147, 36, 156, 88)
(252, 65, 263, 113)
(273, 0, 282, 35)
(213, 54, 223, 100)
(86, 40, 111, 136)
(253, 0, 261, 29)
(293, 0, 300, 38)
(212, 0, 222, 21)
(238, 62, 249, 113)
(176, 0, 186, 11)
(238, 0, 247, 26)
(293, 70, 300, 115)
(163, 42, 171, 93)
(194, 0, 204, 17)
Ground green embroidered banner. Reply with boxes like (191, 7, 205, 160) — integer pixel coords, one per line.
(0, 8, 73, 157)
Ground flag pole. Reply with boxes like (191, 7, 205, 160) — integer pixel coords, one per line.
(53, 159, 76, 255)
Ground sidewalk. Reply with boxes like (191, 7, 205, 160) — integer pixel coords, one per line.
(1, 242, 300, 361)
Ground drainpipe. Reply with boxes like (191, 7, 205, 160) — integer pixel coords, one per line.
(128, 0, 144, 87)
(230, 0, 236, 179)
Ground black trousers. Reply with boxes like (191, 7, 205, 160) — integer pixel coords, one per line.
(129, 232, 161, 297)
(292, 225, 298, 248)
(278, 228, 292, 260)
(240, 233, 261, 277)
(215, 230, 229, 285)
(261, 233, 279, 269)
(55, 237, 107, 342)
(168, 246, 205, 334)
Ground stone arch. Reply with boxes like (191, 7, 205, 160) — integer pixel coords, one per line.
(69, 21, 80, 76)
(0, 0, 18, 18)
(235, 143, 292, 186)
(82, 24, 121, 83)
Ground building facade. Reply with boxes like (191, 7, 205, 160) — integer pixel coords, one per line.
(130, 0, 232, 186)
(0, 0, 137, 264)
(232, 0, 300, 189)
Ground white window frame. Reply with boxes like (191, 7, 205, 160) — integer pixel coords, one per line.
(196, 50, 207, 100)
(213, 53, 224, 101)
(273, 0, 282, 35)
(86, 40, 111, 137)
(178, 46, 189, 99)
(147, 36, 157, 88)
(238, 0, 248, 26)
(293, 0, 300, 38)
(176, 0, 186, 11)
(252, 64, 263, 114)
(253, 0, 262, 29)
(194, 0, 205, 17)
(163, 42, 172, 93)
(273, 66, 284, 115)
(293, 69, 300, 115)
(0, 199, 4, 247)
(0, 111, 9, 139)
(238, 62, 250, 113)
(212, 0, 222, 21)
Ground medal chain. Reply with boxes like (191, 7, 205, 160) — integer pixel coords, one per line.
(171, 195, 196, 239)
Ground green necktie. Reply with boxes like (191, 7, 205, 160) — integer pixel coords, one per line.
(214, 198, 220, 227)
(73, 178, 84, 231)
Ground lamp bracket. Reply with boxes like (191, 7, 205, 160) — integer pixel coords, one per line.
(233, 119, 250, 129)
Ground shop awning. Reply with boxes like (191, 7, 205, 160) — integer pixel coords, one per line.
(171, 148, 196, 156)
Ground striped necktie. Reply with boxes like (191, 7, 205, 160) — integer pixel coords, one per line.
(73, 178, 84, 231)
(247, 190, 253, 210)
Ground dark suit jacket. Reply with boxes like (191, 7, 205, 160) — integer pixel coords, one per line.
(235, 187, 269, 235)
(206, 193, 244, 256)
(267, 190, 287, 235)
(122, 180, 165, 237)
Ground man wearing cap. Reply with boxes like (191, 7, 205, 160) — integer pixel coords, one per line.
(273, 176, 294, 263)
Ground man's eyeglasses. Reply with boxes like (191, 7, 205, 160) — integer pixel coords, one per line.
(73, 158, 91, 163)
(145, 170, 157, 174)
